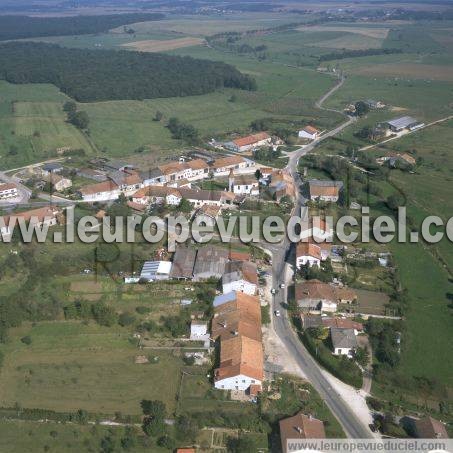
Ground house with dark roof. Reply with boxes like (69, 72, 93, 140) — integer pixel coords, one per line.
(170, 245, 197, 280)
(331, 327, 358, 356)
(279, 413, 325, 452)
(193, 245, 229, 281)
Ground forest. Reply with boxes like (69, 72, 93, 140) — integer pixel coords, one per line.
(0, 13, 165, 41)
(0, 42, 257, 102)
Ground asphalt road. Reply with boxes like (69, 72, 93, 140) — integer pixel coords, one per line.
(268, 77, 373, 438)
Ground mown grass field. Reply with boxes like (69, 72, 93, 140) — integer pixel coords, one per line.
(0, 81, 93, 169)
(0, 321, 183, 415)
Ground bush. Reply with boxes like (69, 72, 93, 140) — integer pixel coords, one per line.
(20, 336, 32, 345)
(301, 330, 363, 388)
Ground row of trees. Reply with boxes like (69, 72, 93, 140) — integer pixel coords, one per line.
(0, 42, 257, 102)
(319, 48, 403, 62)
(63, 101, 89, 130)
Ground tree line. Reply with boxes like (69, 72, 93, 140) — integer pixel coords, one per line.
(0, 42, 257, 102)
(319, 48, 403, 62)
(0, 13, 164, 41)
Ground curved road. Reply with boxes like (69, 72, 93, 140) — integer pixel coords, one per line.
(269, 76, 372, 438)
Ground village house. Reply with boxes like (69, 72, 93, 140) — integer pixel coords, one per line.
(331, 327, 358, 356)
(43, 173, 72, 192)
(0, 206, 63, 237)
(414, 416, 449, 439)
(41, 162, 64, 176)
(298, 125, 320, 140)
(227, 132, 271, 153)
(140, 168, 165, 186)
(229, 172, 259, 196)
(212, 292, 262, 342)
(158, 161, 192, 183)
(296, 242, 322, 268)
(295, 280, 337, 313)
(269, 169, 296, 201)
(0, 182, 19, 200)
(186, 159, 210, 181)
(79, 179, 121, 202)
(132, 185, 182, 206)
(222, 260, 258, 295)
(295, 280, 357, 313)
(214, 334, 263, 392)
(308, 179, 343, 203)
(279, 413, 325, 453)
(211, 155, 253, 176)
(322, 317, 363, 334)
(108, 169, 142, 195)
(194, 204, 222, 221)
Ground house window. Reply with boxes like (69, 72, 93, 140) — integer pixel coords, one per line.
(251, 380, 255, 383)
(242, 380, 246, 383)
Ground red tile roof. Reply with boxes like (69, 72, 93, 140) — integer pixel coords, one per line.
(297, 242, 321, 260)
(233, 132, 270, 147)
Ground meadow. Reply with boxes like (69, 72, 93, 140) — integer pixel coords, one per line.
(0, 420, 169, 453)
(0, 321, 183, 415)
(0, 81, 94, 169)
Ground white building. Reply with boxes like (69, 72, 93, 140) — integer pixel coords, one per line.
(222, 261, 258, 296)
(296, 242, 322, 268)
(226, 132, 271, 153)
(0, 183, 19, 200)
(79, 180, 121, 202)
(331, 328, 358, 356)
(230, 173, 259, 196)
(140, 261, 172, 282)
(298, 126, 319, 140)
(308, 180, 343, 203)
(214, 335, 263, 391)
(190, 321, 209, 341)
(211, 156, 253, 176)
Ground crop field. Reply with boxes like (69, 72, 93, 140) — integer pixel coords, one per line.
(297, 25, 390, 39)
(0, 82, 93, 169)
(355, 63, 453, 81)
(314, 33, 384, 50)
(26, 30, 184, 50)
(121, 36, 204, 52)
(120, 12, 301, 36)
(0, 322, 183, 415)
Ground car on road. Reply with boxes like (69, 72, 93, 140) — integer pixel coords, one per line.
(274, 310, 281, 317)
(279, 283, 285, 289)
(271, 288, 276, 294)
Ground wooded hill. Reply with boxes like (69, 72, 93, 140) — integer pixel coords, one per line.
(0, 42, 257, 102)
(0, 13, 165, 41)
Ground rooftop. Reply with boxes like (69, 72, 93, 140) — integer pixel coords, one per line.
(170, 245, 197, 279)
(279, 413, 325, 451)
(330, 327, 358, 350)
(387, 116, 418, 129)
(233, 132, 270, 147)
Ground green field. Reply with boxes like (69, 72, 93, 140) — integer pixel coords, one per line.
(0, 420, 169, 453)
(0, 322, 183, 415)
(0, 81, 93, 168)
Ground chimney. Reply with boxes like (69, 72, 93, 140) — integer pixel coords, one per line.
(295, 426, 303, 434)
